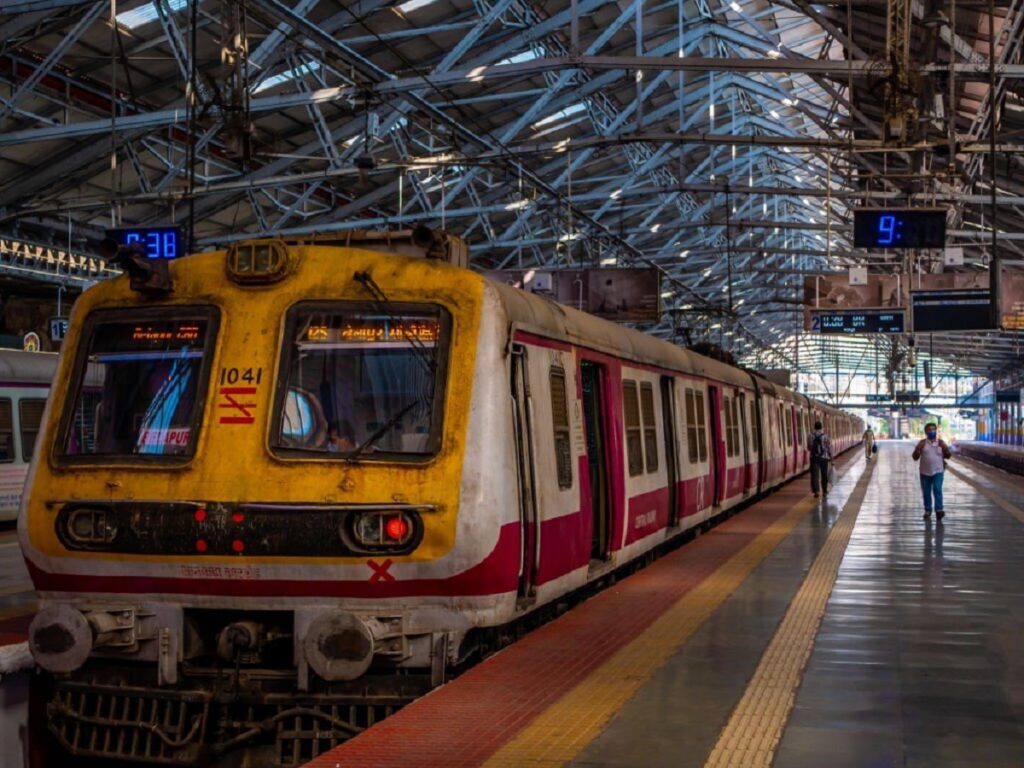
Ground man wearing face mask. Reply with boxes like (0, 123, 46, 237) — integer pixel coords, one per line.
(912, 422, 952, 521)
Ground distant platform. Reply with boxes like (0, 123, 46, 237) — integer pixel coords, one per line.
(953, 440, 1024, 476)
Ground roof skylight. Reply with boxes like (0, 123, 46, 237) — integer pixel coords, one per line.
(397, 0, 438, 14)
(116, 0, 186, 30)
(253, 62, 317, 93)
(533, 102, 586, 129)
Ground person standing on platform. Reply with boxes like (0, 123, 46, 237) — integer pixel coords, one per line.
(808, 421, 833, 498)
(912, 422, 951, 521)
(863, 426, 875, 461)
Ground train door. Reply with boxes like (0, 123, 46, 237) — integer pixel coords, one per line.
(661, 376, 680, 526)
(790, 405, 799, 473)
(708, 385, 725, 506)
(739, 392, 751, 492)
(581, 361, 611, 561)
(510, 345, 538, 602)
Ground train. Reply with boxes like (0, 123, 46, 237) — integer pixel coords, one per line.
(19, 230, 861, 766)
(0, 350, 59, 523)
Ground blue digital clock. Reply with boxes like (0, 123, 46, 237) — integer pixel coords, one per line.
(853, 209, 947, 249)
(106, 227, 183, 259)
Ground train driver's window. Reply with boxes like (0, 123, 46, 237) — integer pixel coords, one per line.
(622, 380, 644, 477)
(549, 367, 573, 489)
(695, 390, 708, 462)
(0, 399, 11, 462)
(749, 402, 759, 453)
(639, 382, 658, 473)
(684, 388, 699, 464)
(19, 399, 46, 462)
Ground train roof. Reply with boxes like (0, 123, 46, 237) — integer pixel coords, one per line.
(0, 349, 60, 385)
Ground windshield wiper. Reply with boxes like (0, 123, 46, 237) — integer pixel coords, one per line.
(353, 271, 437, 379)
(346, 397, 424, 463)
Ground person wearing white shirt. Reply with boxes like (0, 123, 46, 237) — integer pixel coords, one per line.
(911, 422, 951, 521)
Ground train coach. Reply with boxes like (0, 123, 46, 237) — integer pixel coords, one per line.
(19, 230, 860, 765)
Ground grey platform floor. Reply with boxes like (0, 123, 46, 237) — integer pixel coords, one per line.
(572, 442, 1024, 768)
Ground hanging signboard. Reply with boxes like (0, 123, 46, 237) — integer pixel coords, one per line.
(486, 268, 661, 322)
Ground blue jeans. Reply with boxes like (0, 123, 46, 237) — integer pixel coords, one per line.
(920, 472, 944, 512)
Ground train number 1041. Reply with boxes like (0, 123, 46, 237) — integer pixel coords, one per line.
(219, 367, 264, 385)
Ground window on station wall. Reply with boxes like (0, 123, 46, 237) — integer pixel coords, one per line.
(696, 390, 708, 462)
(622, 380, 644, 477)
(0, 399, 12, 463)
(685, 388, 700, 464)
(639, 382, 658, 473)
(549, 367, 573, 490)
(749, 402, 759, 453)
(19, 399, 46, 462)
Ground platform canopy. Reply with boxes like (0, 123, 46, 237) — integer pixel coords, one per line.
(0, 0, 1022, 380)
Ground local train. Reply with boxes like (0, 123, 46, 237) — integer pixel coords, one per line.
(0, 349, 58, 522)
(19, 231, 861, 765)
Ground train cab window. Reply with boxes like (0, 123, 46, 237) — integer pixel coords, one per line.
(60, 309, 218, 460)
(0, 399, 12, 463)
(622, 380, 644, 477)
(639, 382, 658, 473)
(549, 367, 573, 489)
(273, 302, 451, 460)
(749, 402, 759, 453)
(19, 399, 46, 462)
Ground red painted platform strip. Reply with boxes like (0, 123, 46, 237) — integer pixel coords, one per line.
(0, 613, 31, 646)
(308, 456, 854, 768)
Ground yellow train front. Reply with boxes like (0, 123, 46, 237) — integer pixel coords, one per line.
(18, 234, 512, 765)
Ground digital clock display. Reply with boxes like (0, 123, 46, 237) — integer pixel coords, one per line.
(106, 226, 183, 259)
(809, 310, 905, 334)
(853, 209, 947, 249)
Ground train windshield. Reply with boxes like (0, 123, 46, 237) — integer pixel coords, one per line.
(61, 310, 217, 459)
(272, 303, 450, 460)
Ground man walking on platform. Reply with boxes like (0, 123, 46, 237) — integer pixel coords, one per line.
(863, 426, 875, 461)
(912, 422, 951, 521)
(808, 421, 832, 498)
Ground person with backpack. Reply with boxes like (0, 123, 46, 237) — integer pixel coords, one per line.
(807, 420, 833, 497)
(912, 422, 952, 521)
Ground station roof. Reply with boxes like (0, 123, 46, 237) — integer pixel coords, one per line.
(0, 0, 1022, 384)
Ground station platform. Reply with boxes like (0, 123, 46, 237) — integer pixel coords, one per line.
(309, 442, 1024, 768)
(0, 527, 33, 649)
(953, 440, 1024, 476)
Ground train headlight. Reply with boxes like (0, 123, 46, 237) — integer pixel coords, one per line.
(61, 507, 118, 547)
(226, 239, 290, 284)
(345, 510, 417, 551)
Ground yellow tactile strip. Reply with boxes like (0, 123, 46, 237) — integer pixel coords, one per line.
(482, 464, 864, 768)
(946, 462, 1024, 524)
(703, 458, 876, 768)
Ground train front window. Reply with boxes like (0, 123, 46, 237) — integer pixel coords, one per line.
(273, 303, 450, 460)
(61, 310, 217, 460)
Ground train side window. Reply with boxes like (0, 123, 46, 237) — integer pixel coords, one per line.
(786, 408, 793, 447)
(0, 399, 11, 463)
(19, 399, 46, 463)
(549, 367, 573, 490)
(749, 402, 759, 453)
(723, 396, 736, 457)
(731, 398, 741, 456)
(685, 388, 699, 464)
(695, 390, 708, 462)
(622, 380, 644, 476)
(639, 382, 659, 473)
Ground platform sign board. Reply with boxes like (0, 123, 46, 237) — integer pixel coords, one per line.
(853, 208, 947, 249)
(911, 289, 994, 332)
(49, 316, 69, 342)
(809, 309, 905, 334)
(895, 390, 920, 404)
(804, 273, 903, 310)
(486, 268, 661, 322)
(1000, 271, 1024, 330)
(866, 394, 891, 403)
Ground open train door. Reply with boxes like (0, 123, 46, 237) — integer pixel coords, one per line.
(510, 344, 538, 603)
(581, 361, 612, 562)
(707, 385, 726, 507)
